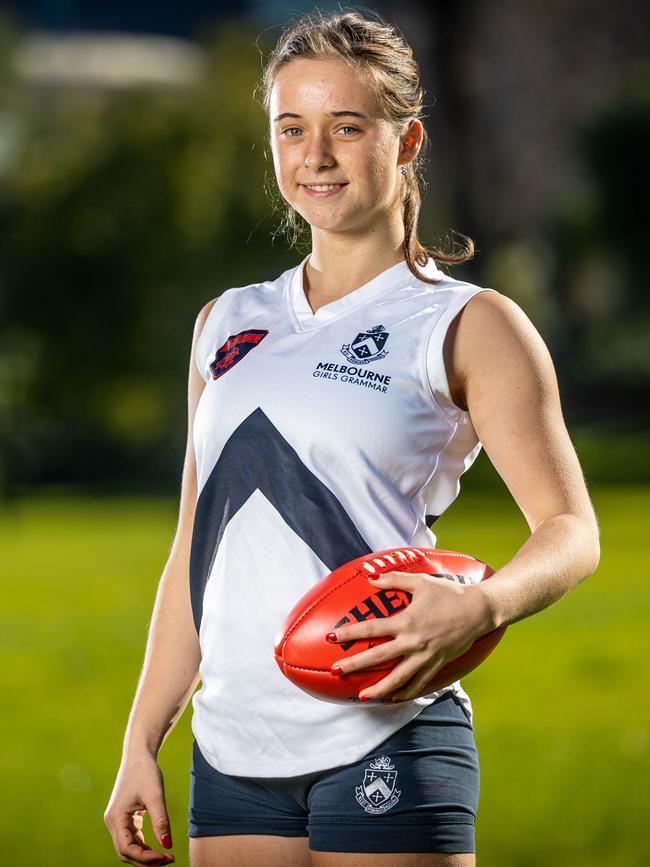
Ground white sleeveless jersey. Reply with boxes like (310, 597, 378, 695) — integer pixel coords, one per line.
(190, 253, 497, 777)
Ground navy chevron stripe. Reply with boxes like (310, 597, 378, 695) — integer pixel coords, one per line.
(189, 406, 373, 633)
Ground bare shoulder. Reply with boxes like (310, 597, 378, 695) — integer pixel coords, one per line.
(194, 295, 220, 336)
(445, 289, 555, 411)
(457, 289, 551, 365)
(188, 296, 221, 395)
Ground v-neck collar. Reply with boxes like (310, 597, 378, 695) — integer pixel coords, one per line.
(285, 253, 445, 332)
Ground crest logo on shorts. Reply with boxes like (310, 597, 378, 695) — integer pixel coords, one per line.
(354, 755, 401, 814)
(209, 329, 269, 380)
(341, 325, 389, 365)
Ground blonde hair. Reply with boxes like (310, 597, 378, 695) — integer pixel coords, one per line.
(255, 8, 475, 283)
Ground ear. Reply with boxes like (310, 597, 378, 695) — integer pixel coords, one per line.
(399, 119, 424, 168)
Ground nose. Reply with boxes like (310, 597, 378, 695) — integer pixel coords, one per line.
(303, 132, 336, 169)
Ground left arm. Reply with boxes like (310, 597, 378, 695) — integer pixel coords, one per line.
(453, 290, 600, 630)
(328, 290, 601, 701)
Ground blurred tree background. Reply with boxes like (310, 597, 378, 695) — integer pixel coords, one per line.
(0, 17, 288, 497)
(0, 1, 648, 500)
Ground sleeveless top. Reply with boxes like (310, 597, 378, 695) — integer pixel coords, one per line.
(189, 253, 497, 776)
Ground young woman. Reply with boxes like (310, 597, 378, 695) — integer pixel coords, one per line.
(104, 10, 600, 867)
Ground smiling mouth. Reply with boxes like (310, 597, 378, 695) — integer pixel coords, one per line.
(301, 183, 348, 190)
(300, 182, 349, 197)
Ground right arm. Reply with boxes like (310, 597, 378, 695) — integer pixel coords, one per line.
(104, 297, 218, 866)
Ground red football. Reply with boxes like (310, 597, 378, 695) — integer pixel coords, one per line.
(274, 546, 506, 704)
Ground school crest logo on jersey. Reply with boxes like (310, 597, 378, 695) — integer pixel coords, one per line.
(341, 324, 389, 365)
(209, 329, 269, 380)
(354, 755, 401, 814)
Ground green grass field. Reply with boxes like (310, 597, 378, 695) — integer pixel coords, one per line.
(0, 485, 647, 866)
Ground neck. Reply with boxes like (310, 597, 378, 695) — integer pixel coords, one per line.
(305, 219, 408, 300)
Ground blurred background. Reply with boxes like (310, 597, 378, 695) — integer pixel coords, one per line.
(0, 1, 647, 865)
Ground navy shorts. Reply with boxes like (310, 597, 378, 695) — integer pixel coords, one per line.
(188, 691, 479, 854)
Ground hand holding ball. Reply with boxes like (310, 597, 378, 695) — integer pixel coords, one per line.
(274, 547, 506, 703)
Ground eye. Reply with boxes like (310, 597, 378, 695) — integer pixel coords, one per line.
(280, 125, 359, 138)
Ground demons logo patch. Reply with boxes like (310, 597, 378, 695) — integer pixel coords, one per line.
(209, 329, 269, 380)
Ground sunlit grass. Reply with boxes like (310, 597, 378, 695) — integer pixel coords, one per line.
(0, 485, 647, 866)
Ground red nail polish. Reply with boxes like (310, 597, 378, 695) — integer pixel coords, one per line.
(331, 665, 343, 675)
(161, 834, 172, 849)
(326, 632, 337, 642)
(359, 694, 371, 702)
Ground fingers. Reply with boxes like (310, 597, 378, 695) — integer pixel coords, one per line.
(105, 809, 175, 865)
(366, 570, 422, 591)
(327, 606, 421, 674)
(330, 637, 405, 675)
(146, 794, 174, 851)
(358, 652, 432, 701)
(119, 839, 174, 866)
(391, 661, 443, 701)
(327, 604, 412, 649)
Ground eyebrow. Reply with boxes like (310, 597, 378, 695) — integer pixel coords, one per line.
(273, 110, 370, 123)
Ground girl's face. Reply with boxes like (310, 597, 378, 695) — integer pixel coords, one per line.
(269, 57, 408, 236)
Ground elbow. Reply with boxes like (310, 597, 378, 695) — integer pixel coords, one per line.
(564, 511, 600, 579)
(583, 518, 601, 577)
(590, 537, 601, 575)
(586, 542, 600, 578)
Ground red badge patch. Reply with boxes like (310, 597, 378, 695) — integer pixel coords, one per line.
(209, 329, 269, 380)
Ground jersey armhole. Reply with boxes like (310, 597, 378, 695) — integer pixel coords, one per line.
(423, 287, 498, 425)
(194, 288, 237, 383)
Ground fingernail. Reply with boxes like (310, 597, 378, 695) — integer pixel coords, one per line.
(368, 574, 381, 581)
(161, 834, 172, 849)
(331, 665, 343, 675)
(359, 694, 371, 702)
(326, 632, 337, 642)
